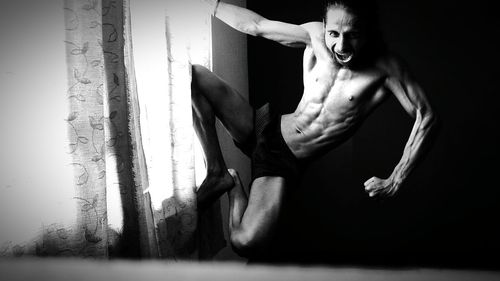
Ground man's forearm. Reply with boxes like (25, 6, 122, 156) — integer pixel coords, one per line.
(390, 110, 438, 189)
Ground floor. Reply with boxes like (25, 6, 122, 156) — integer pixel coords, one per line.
(1, 258, 499, 281)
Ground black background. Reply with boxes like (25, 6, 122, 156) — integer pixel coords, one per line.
(247, 0, 499, 269)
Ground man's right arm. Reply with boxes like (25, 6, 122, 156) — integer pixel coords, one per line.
(206, 0, 311, 47)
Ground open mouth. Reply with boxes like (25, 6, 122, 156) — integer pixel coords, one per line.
(334, 52, 353, 64)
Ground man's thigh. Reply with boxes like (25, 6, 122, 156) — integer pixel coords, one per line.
(192, 64, 253, 143)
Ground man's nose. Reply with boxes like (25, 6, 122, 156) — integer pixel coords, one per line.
(334, 36, 349, 53)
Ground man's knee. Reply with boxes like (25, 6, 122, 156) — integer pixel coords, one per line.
(192, 64, 207, 76)
(191, 64, 220, 92)
(191, 64, 204, 88)
(230, 229, 258, 258)
(192, 64, 213, 84)
(230, 226, 271, 258)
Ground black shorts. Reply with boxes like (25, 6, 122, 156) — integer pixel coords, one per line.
(234, 104, 304, 185)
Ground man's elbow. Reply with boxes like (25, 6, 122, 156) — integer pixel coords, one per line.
(421, 109, 440, 134)
(238, 20, 262, 37)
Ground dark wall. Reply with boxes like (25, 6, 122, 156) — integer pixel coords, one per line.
(247, 0, 500, 269)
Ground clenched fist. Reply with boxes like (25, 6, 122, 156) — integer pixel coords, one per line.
(364, 176, 399, 198)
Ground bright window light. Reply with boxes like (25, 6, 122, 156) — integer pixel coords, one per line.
(129, 0, 210, 209)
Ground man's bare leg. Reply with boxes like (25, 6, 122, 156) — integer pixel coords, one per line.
(192, 83, 233, 210)
(227, 169, 285, 257)
(227, 169, 248, 234)
(191, 65, 253, 210)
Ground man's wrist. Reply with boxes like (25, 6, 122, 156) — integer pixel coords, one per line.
(388, 175, 402, 190)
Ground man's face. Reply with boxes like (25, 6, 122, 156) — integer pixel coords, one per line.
(324, 7, 367, 67)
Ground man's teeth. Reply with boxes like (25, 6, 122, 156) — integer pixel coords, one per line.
(335, 53, 352, 62)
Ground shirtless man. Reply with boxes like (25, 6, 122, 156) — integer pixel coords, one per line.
(192, 0, 437, 257)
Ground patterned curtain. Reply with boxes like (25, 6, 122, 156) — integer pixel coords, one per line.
(0, 0, 224, 259)
(63, 0, 153, 258)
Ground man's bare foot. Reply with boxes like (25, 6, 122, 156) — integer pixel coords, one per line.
(196, 170, 235, 210)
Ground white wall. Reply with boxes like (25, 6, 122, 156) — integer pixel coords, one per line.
(0, 0, 76, 246)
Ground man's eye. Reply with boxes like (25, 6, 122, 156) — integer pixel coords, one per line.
(329, 31, 339, 37)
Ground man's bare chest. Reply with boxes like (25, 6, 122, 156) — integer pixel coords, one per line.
(303, 65, 386, 109)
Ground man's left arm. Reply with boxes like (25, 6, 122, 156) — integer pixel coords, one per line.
(364, 58, 439, 198)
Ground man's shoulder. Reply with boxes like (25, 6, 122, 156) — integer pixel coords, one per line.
(300, 21, 324, 41)
(300, 21, 323, 31)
